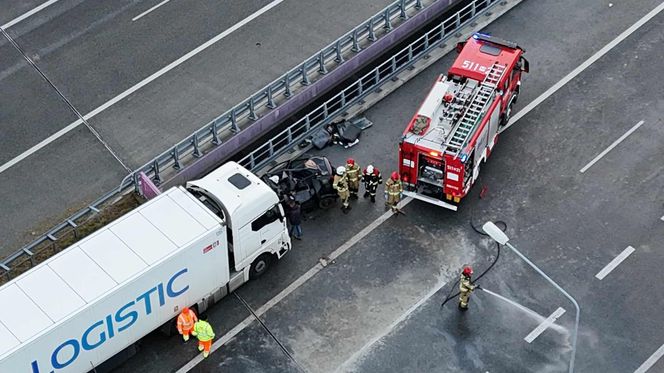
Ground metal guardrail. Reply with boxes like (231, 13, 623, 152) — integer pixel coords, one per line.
(0, 0, 501, 281)
(238, 0, 500, 171)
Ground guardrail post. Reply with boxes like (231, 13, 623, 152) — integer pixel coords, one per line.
(267, 85, 276, 109)
(399, 0, 407, 19)
(368, 18, 376, 41)
(153, 160, 161, 184)
(230, 109, 239, 133)
(334, 40, 345, 63)
(249, 98, 258, 120)
(407, 45, 414, 62)
(304, 115, 311, 131)
(383, 9, 393, 31)
(301, 64, 310, 85)
(423, 32, 430, 51)
(352, 30, 361, 52)
(340, 90, 347, 107)
(455, 12, 461, 28)
(193, 134, 203, 158)
(471, 0, 477, 16)
(323, 102, 329, 118)
(318, 51, 328, 74)
(172, 146, 181, 170)
(211, 121, 221, 145)
(287, 127, 293, 144)
(358, 79, 364, 96)
(415, 0, 422, 10)
(284, 76, 292, 97)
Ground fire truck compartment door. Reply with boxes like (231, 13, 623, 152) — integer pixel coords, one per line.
(402, 191, 458, 211)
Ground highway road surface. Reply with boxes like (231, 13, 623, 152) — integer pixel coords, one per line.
(112, 0, 664, 372)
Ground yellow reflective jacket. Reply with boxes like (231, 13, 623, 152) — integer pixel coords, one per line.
(192, 320, 215, 342)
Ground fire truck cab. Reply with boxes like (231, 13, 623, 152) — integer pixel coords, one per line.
(399, 33, 528, 210)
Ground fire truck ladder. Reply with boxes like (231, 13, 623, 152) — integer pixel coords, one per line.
(446, 63, 507, 155)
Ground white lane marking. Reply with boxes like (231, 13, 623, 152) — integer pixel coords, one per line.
(132, 0, 172, 22)
(0, 0, 286, 176)
(175, 198, 413, 372)
(595, 246, 636, 280)
(337, 274, 447, 372)
(500, 2, 664, 133)
(524, 307, 566, 343)
(635, 343, 664, 373)
(579, 120, 644, 173)
(1, 0, 61, 30)
(0, 120, 82, 174)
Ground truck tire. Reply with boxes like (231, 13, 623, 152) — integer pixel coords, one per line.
(250, 254, 273, 278)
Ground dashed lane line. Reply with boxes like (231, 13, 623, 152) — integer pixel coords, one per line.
(174, 198, 413, 372)
(580, 120, 644, 173)
(634, 343, 664, 373)
(1, 0, 61, 30)
(524, 307, 566, 343)
(595, 246, 635, 280)
(132, 0, 172, 22)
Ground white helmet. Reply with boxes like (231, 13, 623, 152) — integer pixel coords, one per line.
(336, 166, 346, 176)
(366, 165, 374, 174)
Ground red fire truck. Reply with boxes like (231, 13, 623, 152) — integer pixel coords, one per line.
(399, 33, 528, 210)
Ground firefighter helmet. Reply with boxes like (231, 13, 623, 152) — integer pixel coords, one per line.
(336, 166, 346, 176)
(462, 266, 473, 276)
(346, 158, 355, 166)
(391, 171, 399, 180)
(366, 165, 374, 174)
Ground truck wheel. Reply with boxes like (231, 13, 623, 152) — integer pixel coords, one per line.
(318, 195, 336, 209)
(250, 254, 272, 278)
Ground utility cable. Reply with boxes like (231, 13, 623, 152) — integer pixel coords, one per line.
(0, 27, 132, 173)
(234, 292, 308, 373)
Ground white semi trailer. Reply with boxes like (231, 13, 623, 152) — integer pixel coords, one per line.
(0, 162, 291, 373)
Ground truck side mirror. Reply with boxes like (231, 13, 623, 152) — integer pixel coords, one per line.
(520, 56, 529, 73)
(455, 41, 466, 53)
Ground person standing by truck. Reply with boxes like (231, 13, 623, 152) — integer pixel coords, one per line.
(177, 306, 198, 342)
(345, 158, 361, 199)
(361, 164, 382, 203)
(385, 171, 403, 213)
(333, 166, 351, 214)
(192, 314, 215, 358)
(286, 198, 303, 240)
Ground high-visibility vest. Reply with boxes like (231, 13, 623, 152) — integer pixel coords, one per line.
(193, 320, 215, 342)
(177, 309, 197, 332)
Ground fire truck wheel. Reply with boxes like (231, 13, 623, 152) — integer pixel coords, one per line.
(250, 254, 273, 278)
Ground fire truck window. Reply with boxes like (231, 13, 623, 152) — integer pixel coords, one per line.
(479, 44, 501, 56)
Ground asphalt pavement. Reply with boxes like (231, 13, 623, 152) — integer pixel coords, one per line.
(110, 0, 664, 372)
(0, 0, 395, 257)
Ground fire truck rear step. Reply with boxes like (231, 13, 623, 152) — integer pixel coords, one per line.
(402, 191, 458, 211)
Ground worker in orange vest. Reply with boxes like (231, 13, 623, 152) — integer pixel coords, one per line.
(177, 306, 198, 342)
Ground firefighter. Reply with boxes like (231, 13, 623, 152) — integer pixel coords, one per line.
(177, 306, 198, 342)
(384, 171, 403, 213)
(333, 166, 351, 213)
(458, 266, 476, 311)
(345, 158, 361, 199)
(361, 164, 382, 203)
(191, 313, 215, 358)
